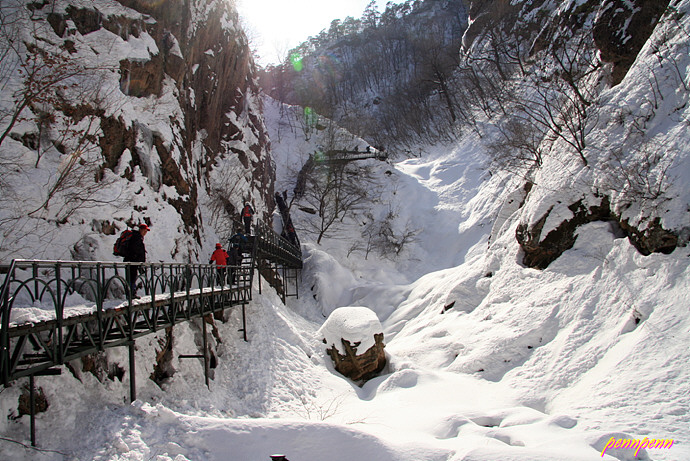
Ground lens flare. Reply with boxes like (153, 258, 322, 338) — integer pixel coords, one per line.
(290, 53, 303, 72)
(304, 106, 318, 126)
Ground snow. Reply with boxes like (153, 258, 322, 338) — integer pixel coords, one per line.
(2, 1, 690, 461)
(318, 306, 382, 355)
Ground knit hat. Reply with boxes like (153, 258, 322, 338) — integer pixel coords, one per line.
(216, 243, 222, 248)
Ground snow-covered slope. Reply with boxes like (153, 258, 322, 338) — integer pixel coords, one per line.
(1, 1, 689, 460)
(0, 0, 272, 263)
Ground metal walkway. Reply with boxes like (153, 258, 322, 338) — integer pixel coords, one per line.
(0, 220, 302, 444)
(0, 261, 253, 388)
(313, 147, 388, 165)
(0, 220, 302, 387)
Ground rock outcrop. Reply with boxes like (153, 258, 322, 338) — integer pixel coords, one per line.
(324, 333, 387, 383)
(516, 196, 679, 270)
(593, 0, 671, 85)
(320, 306, 387, 383)
(0, 0, 273, 261)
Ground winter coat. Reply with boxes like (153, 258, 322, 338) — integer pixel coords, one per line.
(242, 205, 254, 218)
(228, 246, 242, 266)
(210, 248, 229, 266)
(124, 231, 146, 263)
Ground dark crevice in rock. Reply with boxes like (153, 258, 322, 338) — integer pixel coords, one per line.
(516, 196, 678, 269)
(620, 216, 678, 256)
(18, 384, 49, 417)
(99, 115, 136, 175)
(66, 5, 104, 36)
(119, 56, 165, 98)
(150, 327, 175, 386)
(66, 351, 126, 383)
(593, 0, 671, 85)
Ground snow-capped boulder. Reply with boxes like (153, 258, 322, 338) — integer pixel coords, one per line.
(319, 306, 386, 383)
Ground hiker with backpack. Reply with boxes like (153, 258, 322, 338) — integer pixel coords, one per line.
(227, 243, 242, 285)
(229, 231, 249, 252)
(209, 243, 230, 285)
(114, 223, 149, 298)
(241, 203, 254, 235)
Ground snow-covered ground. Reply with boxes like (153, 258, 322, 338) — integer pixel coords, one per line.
(2, 91, 688, 460)
(2, 2, 690, 459)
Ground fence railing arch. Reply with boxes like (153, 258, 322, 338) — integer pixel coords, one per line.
(0, 217, 304, 446)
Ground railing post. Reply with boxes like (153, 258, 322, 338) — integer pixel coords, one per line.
(150, 264, 157, 331)
(169, 264, 176, 325)
(29, 374, 36, 447)
(55, 262, 64, 364)
(185, 266, 192, 320)
(33, 262, 39, 299)
(128, 340, 136, 402)
(202, 317, 210, 388)
(0, 262, 13, 386)
(96, 263, 104, 349)
(241, 303, 247, 342)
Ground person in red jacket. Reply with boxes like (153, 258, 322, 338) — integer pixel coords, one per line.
(209, 243, 229, 285)
(241, 203, 254, 235)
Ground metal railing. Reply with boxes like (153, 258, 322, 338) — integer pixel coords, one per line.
(0, 259, 251, 386)
(253, 221, 303, 269)
(0, 221, 304, 446)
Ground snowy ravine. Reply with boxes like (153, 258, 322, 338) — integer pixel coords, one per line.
(3, 6, 690, 461)
(4, 92, 689, 460)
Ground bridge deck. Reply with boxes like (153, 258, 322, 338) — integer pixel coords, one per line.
(1, 220, 303, 387)
(1, 262, 252, 384)
(313, 148, 388, 165)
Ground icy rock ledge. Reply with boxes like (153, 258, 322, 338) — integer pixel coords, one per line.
(319, 306, 386, 383)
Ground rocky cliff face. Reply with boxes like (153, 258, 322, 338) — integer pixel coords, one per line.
(0, 0, 273, 262)
(464, 0, 687, 269)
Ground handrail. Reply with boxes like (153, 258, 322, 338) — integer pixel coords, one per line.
(0, 259, 18, 386)
(0, 259, 252, 385)
(253, 220, 302, 269)
(313, 148, 388, 165)
(0, 259, 248, 323)
(0, 219, 304, 387)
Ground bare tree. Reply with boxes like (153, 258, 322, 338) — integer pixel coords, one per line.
(487, 117, 545, 175)
(300, 162, 373, 244)
(0, 30, 88, 151)
(205, 164, 245, 240)
(360, 205, 420, 259)
(510, 26, 602, 167)
(0, 2, 124, 256)
(601, 141, 676, 208)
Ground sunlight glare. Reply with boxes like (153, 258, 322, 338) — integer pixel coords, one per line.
(236, 0, 386, 65)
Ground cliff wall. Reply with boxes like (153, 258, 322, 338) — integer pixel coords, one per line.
(0, 0, 273, 262)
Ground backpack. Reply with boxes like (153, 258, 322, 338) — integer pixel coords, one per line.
(113, 229, 134, 257)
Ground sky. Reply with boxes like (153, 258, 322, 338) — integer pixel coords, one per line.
(236, 0, 404, 66)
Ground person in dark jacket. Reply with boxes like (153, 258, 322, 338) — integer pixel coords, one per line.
(241, 203, 254, 235)
(227, 244, 242, 285)
(124, 223, 149, 298)
(209, 243, 229, 285)
(230, 231, 249, 252)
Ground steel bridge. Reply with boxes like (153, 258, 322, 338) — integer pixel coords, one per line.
(0, 220, 302, 445)
(312, 147, 388, 165)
